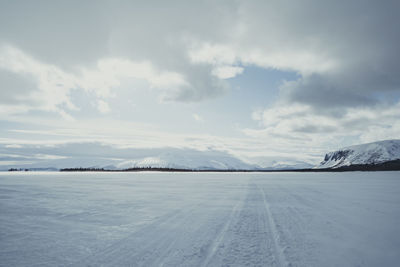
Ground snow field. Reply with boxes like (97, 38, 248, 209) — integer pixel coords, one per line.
(0, 172, 399, 266)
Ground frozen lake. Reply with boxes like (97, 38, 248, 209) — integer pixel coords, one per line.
(0, 172, 399, 267)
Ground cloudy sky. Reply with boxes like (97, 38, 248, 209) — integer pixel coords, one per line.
(1, 0, 399, 166)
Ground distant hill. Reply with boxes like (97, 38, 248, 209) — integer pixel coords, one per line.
(316, 140, 400, 170)
(0, 143, 256, 171)
(114, 150, 256, 170)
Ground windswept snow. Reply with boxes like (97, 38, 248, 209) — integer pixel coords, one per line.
(318, 139, 400, 168)
(1, 172, 400, 266)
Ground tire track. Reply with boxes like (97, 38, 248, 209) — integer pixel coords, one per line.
(200, 192, 245, 267)
(74, 185, 248, 267)
(257, 184, 288, 267)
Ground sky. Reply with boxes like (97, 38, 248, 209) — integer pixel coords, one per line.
(1, 0, 400, 167)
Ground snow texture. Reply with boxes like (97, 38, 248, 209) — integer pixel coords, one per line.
(1, 172, 400, 266)
(318, 139, 400, 168)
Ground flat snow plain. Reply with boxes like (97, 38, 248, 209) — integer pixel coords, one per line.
(0, 172, 399, 267)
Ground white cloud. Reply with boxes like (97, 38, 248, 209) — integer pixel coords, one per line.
(96, 99, 111, 114)
(192, 113, 204, 122)
(211, 66, 244, 79)
(245, 100, 400, 154)
(188, 43, 237, 66)
(188, 42, 338, 77)
(185, 1, 400, 111)
(78, 58, 188, 98)
(1, 1, 399, 108)
(0, 45, 77, 115)
(1, 1, 400, 164)
(0, 45, 189, 118)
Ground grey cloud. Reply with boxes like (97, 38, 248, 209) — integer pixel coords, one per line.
(293, 124, 337, 134)
(1, 0, 400, 107)
(104, 1, 238, 101)
(167, 68, 229, 102)
(0, 0, 239, 102)
(0, 0, 110, 67)
(0, 70, 38, 104)
(236, 0, 400, 109)
(281, 74, 377, 112)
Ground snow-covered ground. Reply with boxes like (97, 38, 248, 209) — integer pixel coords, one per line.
(0, 172, 399, 266)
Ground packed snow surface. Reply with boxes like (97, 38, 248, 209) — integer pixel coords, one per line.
(1, 172, 400, 266)
(318, 139, 400, 168)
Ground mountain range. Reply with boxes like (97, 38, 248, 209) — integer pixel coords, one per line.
(1, 140, 400, 171)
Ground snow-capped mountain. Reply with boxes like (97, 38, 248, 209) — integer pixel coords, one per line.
(267, 161, 314, 170)
(317, 140, 400, 169)
(0, 142, 255, 170)
(116, 150, 255, 170)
